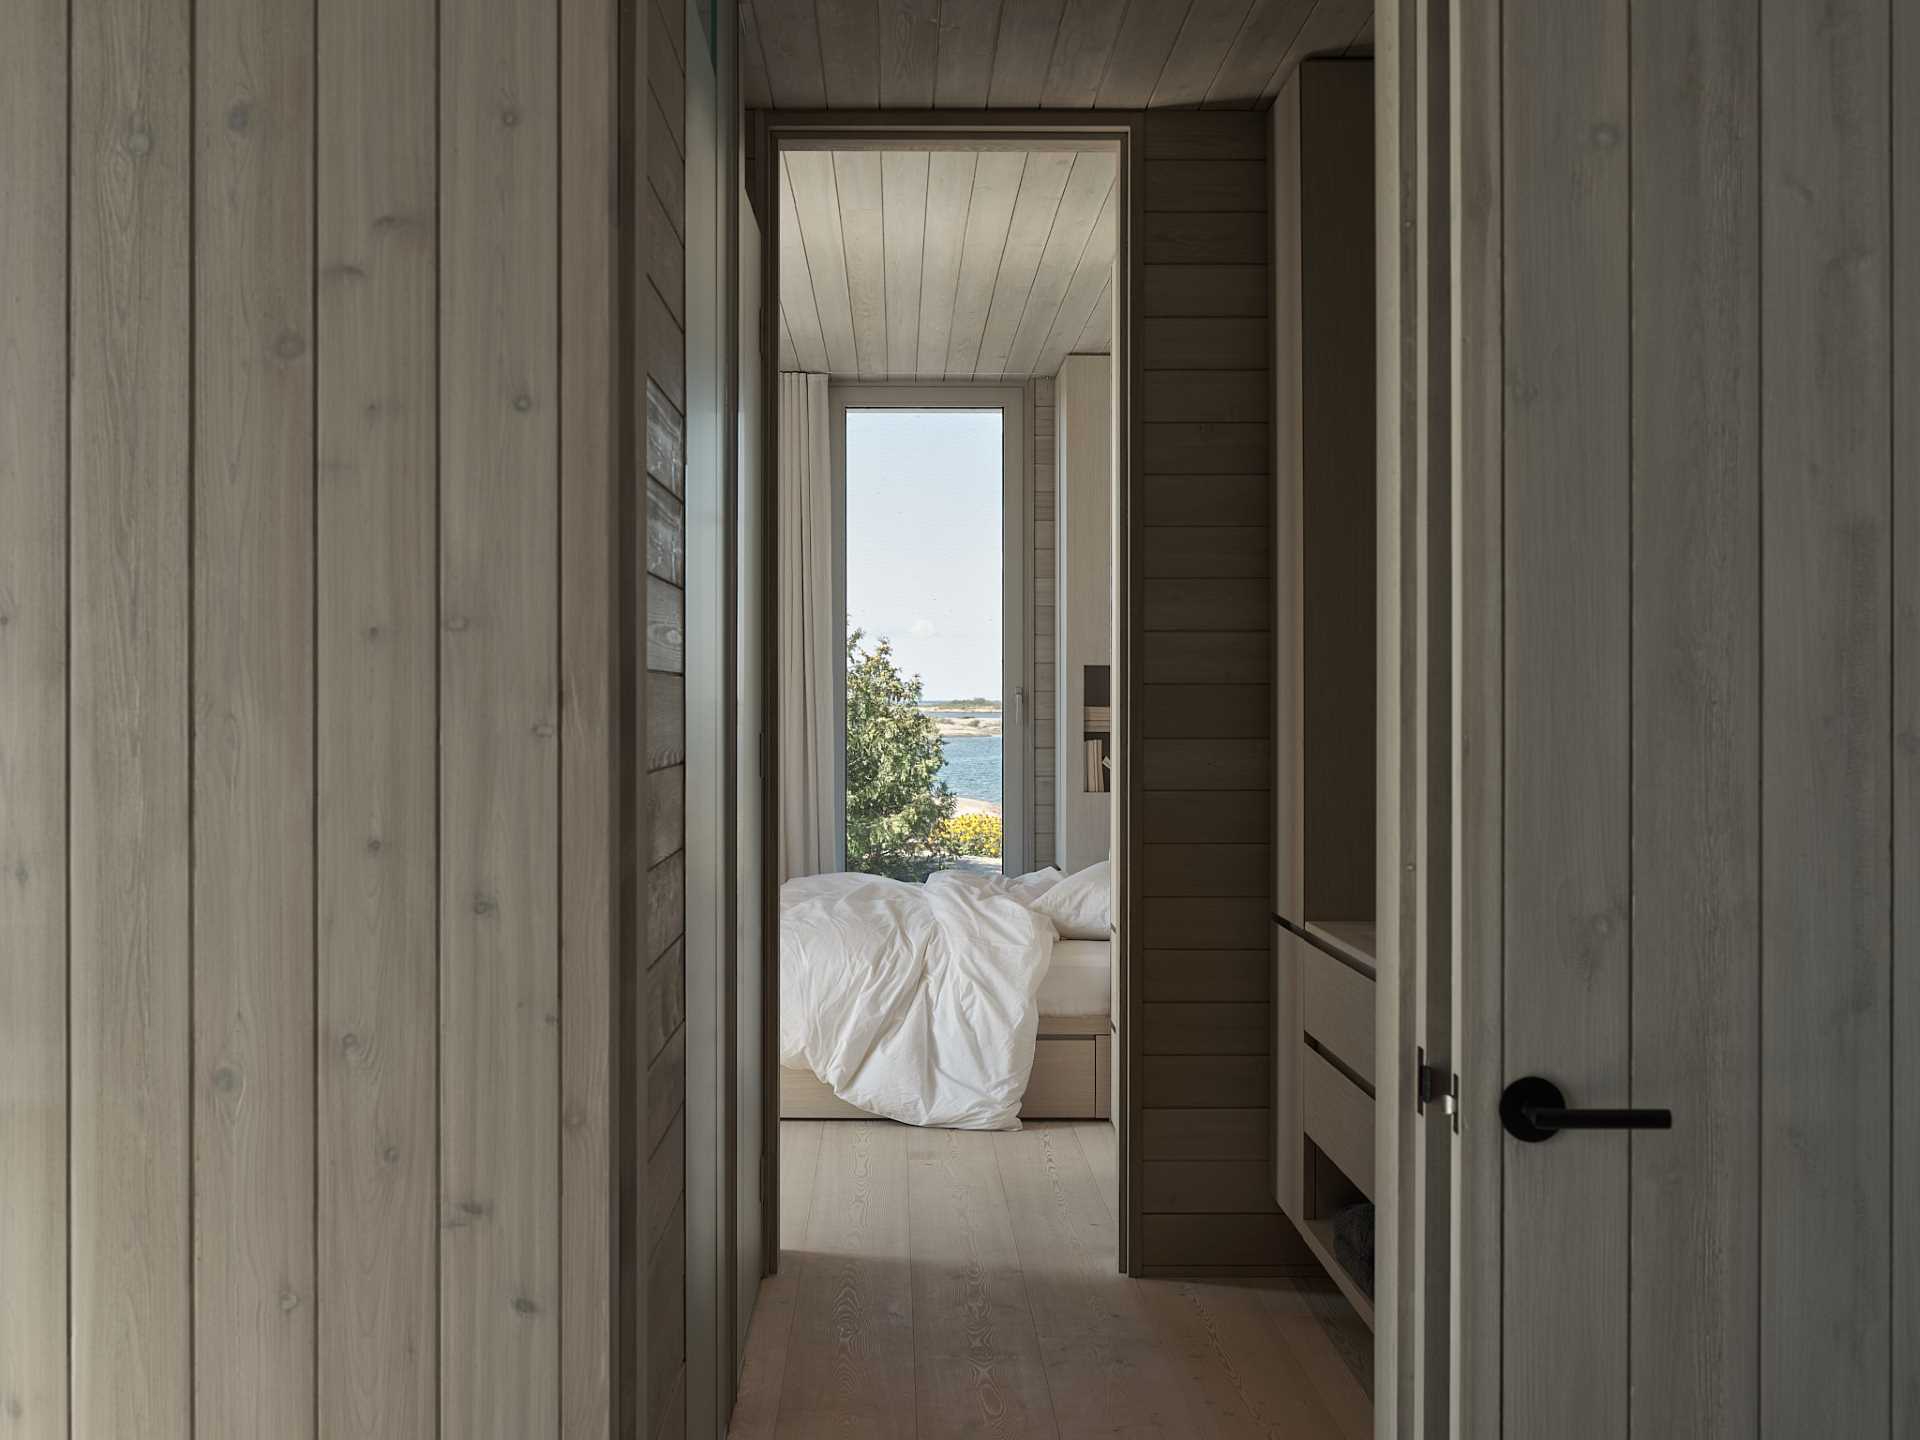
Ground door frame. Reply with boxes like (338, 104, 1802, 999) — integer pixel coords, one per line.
(753, 112, 1137, 1275)
(682, 1, 741, 1434)
(1377, 0, 1458, 1433)
(828, 381, 1031, 878)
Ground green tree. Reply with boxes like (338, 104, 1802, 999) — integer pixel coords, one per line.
(845, 629, 957, 880)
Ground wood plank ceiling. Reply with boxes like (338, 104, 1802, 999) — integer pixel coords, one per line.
(778, 148, 1118, 379)
(741, 0, 1375, 112)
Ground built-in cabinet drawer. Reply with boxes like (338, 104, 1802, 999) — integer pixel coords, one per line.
(1020, 1037, 1099, 1118)
(1304, 1047, 1375, 1202)
(1303, 944, 1374, 1086)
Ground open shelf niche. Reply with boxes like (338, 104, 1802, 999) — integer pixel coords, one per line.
(1271, 56, 1379, 1327)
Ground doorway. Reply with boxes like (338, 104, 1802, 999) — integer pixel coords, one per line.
(732, 111, 1368, 1438)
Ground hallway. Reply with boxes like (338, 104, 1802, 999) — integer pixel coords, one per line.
(730, 1121, 1371, 1438)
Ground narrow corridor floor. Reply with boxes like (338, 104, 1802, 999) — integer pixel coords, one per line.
(729, 1120, 1372, 1439)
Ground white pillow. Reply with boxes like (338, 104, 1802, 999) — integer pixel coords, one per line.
(1005, 866, 1064, 905)
(1030, 860, 1110, 940)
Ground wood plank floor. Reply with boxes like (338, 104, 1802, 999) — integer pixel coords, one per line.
(731, 1121, 1372, 1439)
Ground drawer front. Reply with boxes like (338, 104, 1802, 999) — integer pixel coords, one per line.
(1021, 1037, 1099, 1118)
(1304, 1047, 1374, 1201)
(1303, 943, 1375, 1086)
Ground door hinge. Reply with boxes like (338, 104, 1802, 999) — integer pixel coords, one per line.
(1416, 1049, 1461, 1135)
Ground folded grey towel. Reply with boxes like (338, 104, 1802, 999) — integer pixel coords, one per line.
(1331, 1201, 1375, 1298)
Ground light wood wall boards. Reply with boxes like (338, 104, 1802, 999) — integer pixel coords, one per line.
(0, 0, 648, 1432)
(1132, 107, 1313, 1277)
(1, 0, 74, 1432)
(1444, 0, 1920, 1432)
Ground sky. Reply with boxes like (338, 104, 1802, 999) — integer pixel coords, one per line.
(845, 408, 1003, 703)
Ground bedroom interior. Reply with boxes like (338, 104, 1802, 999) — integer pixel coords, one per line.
(770, 139, 1124, 1131)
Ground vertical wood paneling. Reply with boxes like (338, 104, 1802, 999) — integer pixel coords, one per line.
(1758, 0, 1892, 1431)
(38, 0, 631, 1428)
(1896, 2, 1920, 1429)
(1500, 0, 1630, 1433)
(1627, 0, 1760, 1432)
(0, 0, 68, 1430)
(193, 0, 318, 1427)
(1458, 0, 1909, 1425)
(68, 0, 195, 1428)
(439, 0, 562, 1427)
(559, 0, 621, 1433)
(315, 0, 438, 1431)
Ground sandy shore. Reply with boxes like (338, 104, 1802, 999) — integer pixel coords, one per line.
(931, 714, 1002, 738)
(953, 795, 1002, 819)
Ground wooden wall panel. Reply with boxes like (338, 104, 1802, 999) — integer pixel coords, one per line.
(315, 0, 439, 1432)
(1133, 109, 1303, 1275)
(23, 0, 633, 1433)
(0, 0, 68, 1430)
(68, 0, 196, 1430)
(439, 0, 562, 1427)
(1897, 2, 1920, 1429)
(558, 0, 622, 1430)
(1758, 0, 1891, 1431)
(1500, 1, 1631, 1431)
(1626, 0, 1759, 1433)
(192, 0, 321, 1419)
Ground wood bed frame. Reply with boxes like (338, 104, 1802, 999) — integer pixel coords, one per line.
(780, 1014, 1114, 1121)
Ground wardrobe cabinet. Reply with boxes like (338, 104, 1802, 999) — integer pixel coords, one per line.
(1270, 57, 1379, 1328)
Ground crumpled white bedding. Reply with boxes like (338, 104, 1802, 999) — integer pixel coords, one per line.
(779, 866, 1060, 1129)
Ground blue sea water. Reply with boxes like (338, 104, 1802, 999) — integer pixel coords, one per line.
(937, 734, 1001, 805)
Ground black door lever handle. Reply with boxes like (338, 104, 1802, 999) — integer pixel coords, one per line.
(1500, 1075, 1672, 1143)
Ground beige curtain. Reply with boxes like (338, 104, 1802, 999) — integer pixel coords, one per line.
(778, 373, 837, 878)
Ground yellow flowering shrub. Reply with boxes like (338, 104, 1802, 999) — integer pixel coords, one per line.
(936, 812, 1002, 858)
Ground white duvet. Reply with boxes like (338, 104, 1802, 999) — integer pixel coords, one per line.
(780, 867, 1059, 1130)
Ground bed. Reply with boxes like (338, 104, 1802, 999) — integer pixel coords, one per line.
(777, 867, 1115, 1127)
(781, 938, 1114, 1121)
